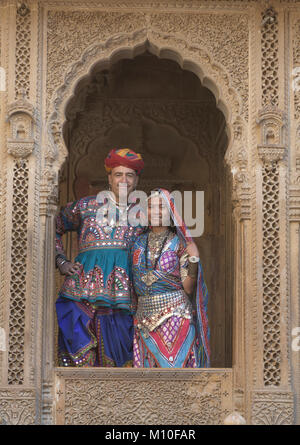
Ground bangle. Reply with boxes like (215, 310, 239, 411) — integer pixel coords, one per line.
(56, 255, 70, 268)
(58, 258, 67, 267)
(188, 256, 199, 263)
(187, 261, 198, 279)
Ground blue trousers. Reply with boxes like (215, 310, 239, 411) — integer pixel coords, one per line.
(56, 296, 133, 367)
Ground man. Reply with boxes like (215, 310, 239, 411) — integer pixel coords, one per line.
(55, 148, 144, 367)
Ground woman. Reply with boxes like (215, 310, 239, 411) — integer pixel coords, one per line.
(131, 188, 210, 368)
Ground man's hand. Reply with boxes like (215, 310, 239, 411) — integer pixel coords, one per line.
(59, 261, 81, 276)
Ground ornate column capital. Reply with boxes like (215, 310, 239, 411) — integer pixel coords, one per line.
(257, 146, 286, 164)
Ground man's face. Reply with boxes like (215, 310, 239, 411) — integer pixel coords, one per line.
(108, 166, 139, 201)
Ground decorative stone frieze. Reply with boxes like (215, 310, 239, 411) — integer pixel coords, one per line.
(54, 369, 233, 425)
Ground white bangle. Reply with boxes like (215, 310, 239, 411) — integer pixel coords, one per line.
(188, 256, 199, 263)
(57, 258, 69, 267)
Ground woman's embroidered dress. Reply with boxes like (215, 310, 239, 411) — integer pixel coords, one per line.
(132, 230, 209, 368)
(55, 195, 141, 367)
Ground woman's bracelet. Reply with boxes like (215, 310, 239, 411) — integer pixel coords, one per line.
(187, 261, 198, 279)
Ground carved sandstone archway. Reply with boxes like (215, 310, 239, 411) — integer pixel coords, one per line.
(43, 29, 246, 190)
(41, 30, 249, 424)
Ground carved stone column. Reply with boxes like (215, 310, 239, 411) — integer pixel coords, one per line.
(6, 90, 35, 384)
(0, 1, 37, 425)
(0, 0, 6, 394)
(40, 194, 58, 425)
(224, 116, 251, 420)
(249, 6, 294, 425)
(290, 10, 300, 426)
(253, 109, 294, 421)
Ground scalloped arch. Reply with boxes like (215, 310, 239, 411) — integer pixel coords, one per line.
(47, 29, 243, 171)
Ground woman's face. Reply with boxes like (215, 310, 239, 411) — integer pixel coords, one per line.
(148, 195, 171, 227)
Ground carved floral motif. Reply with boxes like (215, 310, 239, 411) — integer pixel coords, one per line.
(55, 370, 233, 425)
(0, 390, 35, 425)
(149, 13, 249, 119)
(46, 11, 147, 105)
(252, 391, 294, 425)
(46, 10, 248, 118)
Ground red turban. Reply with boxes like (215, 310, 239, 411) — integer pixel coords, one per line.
(104, 148, 144, 175)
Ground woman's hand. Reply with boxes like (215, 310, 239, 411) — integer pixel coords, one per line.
(183, 242, 199, 296)
(59, 261, 81, 276)
(186, 242, 199, 258)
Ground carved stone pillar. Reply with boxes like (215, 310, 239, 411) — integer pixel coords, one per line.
(0, 0, 6, 394)
(290, 10, 300, 426)
(250, 5, 294, 423)
(6, 91, 35, 386)
(224, 116, 250, 420)
(0, 1, 38, 425)
(253, 109, 293, 421)
(40, 195, 58, 425)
